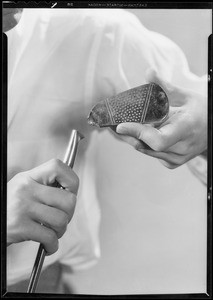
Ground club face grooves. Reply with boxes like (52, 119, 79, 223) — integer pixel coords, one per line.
(87, 83, 169, 128)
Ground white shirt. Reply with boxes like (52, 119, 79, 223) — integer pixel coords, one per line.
(6, 8, 207, 285)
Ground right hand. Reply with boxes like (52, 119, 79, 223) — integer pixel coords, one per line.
(7, 159, 79, 255)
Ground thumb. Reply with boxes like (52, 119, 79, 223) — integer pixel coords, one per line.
(117, 123, 158, 150)
(27, 159, 79, 194)
(117, 122, 142, 138)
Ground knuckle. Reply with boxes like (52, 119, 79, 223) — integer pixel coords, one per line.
(50, 158, 63, 172)
(57, 225, 67, 239)
(46, 241, 59, 255)
(46, 230, 58, 246)
(55, 212, 69, 229)
(171, 155, 187, 166)
(178, 156, 188, 166)
(67, 171, 79, 194)
(160, 159, 177, 170)
(166, 163, 177, 170)
(14, 173, 32, 196)
(24, 200, 37, 217)
(174, 142, 190, 156)
(181, 144, 191, 155)
(138, 132, 144, 141)
(66, 194, 76, 222)
(73, 173, 79, 190)
(152, 142, 164, 152)
(134, 141, 143, 151)
(71, 194, 77, 207)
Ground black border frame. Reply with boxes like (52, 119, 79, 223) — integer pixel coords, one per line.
(1, 1, 212, 298)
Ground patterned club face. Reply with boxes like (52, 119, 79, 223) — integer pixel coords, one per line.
(87, 83, 169, 127)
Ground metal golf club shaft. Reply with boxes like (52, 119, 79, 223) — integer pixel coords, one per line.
(27, 130, 84, 293)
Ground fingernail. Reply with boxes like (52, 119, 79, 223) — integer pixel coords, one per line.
(116, 124, 128, 134)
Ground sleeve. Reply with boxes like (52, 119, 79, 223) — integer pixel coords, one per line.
(92, 10, 207, 95)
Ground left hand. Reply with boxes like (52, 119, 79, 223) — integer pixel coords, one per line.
(116, 70, 207, 169)
(7, 159, 79, 255)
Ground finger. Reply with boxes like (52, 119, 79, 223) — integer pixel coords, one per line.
(145, 69, 187, 106)
(137, 147, 190, 166)
(117, 123, 190, 159)
(117, 122, 187, 152)
(158, 159, 179, 169)
(30, 203, 70, 238)
(31, 181, 77, 220)
(27, 222, 59, 255)
(116, 132, 150, 150)
(28, 159, 79, 195)
(167, 140, 192, 156)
